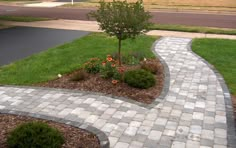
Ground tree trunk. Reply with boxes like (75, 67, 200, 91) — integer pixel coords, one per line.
(118, 38, 122, 66)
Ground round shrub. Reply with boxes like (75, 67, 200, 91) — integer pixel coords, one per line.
(124, 69, 156, 89)
(7, 121, 64, 148)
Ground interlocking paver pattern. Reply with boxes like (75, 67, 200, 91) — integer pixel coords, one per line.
(0, 37, 234, 147)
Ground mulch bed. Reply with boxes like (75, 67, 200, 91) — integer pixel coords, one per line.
(38, 59, 164, 104)
(0, 114, 100, 148)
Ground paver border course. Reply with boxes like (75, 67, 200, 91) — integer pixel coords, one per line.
(187, 40, 236, 147)
(0, 109, 110, 148)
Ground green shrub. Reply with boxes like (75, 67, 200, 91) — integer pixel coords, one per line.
(140, 59, 160, 74)
(70, 70, 87, 81)
(124, 69, 156, 89)
(7, 121, 64, 148)
(112, 70, 123, 81)
(84, 58, 101, 74)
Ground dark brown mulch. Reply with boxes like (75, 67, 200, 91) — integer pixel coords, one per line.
(0, 114, 100, 148)
(38, 59, 164, 104)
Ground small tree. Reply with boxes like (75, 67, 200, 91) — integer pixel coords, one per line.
(89, 0, 152, 66)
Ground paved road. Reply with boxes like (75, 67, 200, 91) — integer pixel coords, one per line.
(0, 5, 235, 28)
(0, 27, 88, 66)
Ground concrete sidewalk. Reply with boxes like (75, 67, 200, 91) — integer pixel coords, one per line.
(24, 2, 67, 8)
(1, 19, 236, 39)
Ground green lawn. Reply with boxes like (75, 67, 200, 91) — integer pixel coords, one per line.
(0, 33, 157, 85)
(192, 38, 236, 95)
(150, 24, 236, 35)
(0, 16, 51, 22)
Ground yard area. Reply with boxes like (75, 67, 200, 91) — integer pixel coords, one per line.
(0, 29, 235, 147)
(0, 0, 235, 147)
(0, 33, 157, 85)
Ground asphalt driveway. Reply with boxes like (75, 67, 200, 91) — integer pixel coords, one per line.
(0, 27, 89, 66)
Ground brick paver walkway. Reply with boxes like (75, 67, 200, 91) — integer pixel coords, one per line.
(0, 37, 235, 148)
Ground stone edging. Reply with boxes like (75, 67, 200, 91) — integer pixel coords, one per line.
(0, 109, 109, 148)
(0, 38, 170, 109)
(149, 37, 171, 108)
(187, 40, 236, 148)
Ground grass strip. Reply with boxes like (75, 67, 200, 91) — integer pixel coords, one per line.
(150, 24, 236, 35)
(0, 16, 51, 22)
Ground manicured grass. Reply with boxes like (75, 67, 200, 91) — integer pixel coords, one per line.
(0, 16, 50, 22)
(0, 33, 157, 85)
(149, 24, 236, 35)
(192, 38, 236, 95)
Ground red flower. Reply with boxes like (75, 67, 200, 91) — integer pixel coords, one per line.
(107, 57, 113, 62)
(111, 64, 116, 67)
(118, 67, 125, 73)
(102, 61, 106, 66)
(112, 80, 118, 85)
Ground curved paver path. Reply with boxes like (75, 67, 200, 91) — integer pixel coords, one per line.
(0, 37, 235, 148)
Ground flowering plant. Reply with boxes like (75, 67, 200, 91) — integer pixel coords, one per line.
(112, 80, 118, 85)
(83, 55, 127, 85)
(84, 58, 101, 74)
(100, 55, 118, 79)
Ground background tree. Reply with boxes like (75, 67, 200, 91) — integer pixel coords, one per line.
(89, 0, 152, 66)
